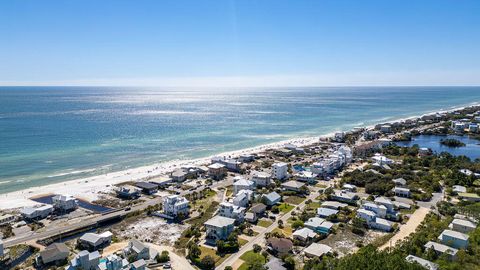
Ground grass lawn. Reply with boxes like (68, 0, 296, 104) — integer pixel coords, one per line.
(199, 246, 231, 266)
(284, 196, 306, 205)
(257, 219, 274, 228)
(272, 225, 293, 237)
(305, 201, 321, 211)
(238, 250, 267, 270)
(238, 237, 249, 247)
(278, 203, 295, 213)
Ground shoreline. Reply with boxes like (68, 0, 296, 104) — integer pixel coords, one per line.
(0, 101, 478, 210)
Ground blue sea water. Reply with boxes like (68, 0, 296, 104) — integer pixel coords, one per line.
(1, 86, 480, 194)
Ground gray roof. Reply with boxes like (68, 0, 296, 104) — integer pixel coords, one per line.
(205, 215, 235, 228)
(40, 243, 69, 262)
(265, 257, 287, 270)
(451, 218, 476, 228)
(439, 229, 469, 241)
(281, 180, 305, 189)
(135, 181, 158, 190)
(264, 192, 281, 202)
(424, 241, 458, 255)
(304, 243, 332, 257)
(130, 239, 148, 254)
(132, 259, 146, 268)
(317, 207, 338, 217)
(405, 255, 439, 270)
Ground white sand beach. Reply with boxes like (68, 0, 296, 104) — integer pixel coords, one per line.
(0, 135, 322, 210)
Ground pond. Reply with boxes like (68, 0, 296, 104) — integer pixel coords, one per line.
(395, 135, 480, 160)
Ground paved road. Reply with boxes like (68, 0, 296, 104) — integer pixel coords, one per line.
(216, 188, 320, 270)
(4, 178, 232, 248)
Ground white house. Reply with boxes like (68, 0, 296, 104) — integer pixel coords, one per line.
(292, 227, 317, 243)
(218, 202, 246, 222)
(233, 189, 254, 207)
(79, 231, 113, 251)
(0, 214, 15, 226)
(233, 177, 255, 195)
(163, 195, 189, 218)
(405, 255, 439, 270)
(393, 187, 411, 198)
(331, 190, 359, 204)
(321, 201, 347, 210)
(281, 180, 305, 192)
(438, 229, 469, 249)
(208, 163, 227, 180)
(303, 243, 332, 258)
(392, 178, 407, 187)
(272, 162, 288, 180)
(374, 197, 395, 212)
(342, 183, 357, 192)
(294, 171, 316, 183)
(67, 250, 101, 270)
(20, 205, 54, 220)
(449, 218, 477, 234)
(452, 185, 467, 194)
(317, 207, 338, 218)
(372, 153, 393, 166)
(424, 241, 458, 259)
(251, 171, 271, 187)
(362, 202, 387, 218)
(262, 191, 281, 206)
(357, 209, 392, 232)
(52, 194, 78, 212)
(123, 239, 157, 261)
(205, 216, 236, 245)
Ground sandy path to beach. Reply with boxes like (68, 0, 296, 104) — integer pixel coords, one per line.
(379, 207, 430, 250)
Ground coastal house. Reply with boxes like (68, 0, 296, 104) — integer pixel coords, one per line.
(374, 197, 395, 212)
(449, 218, 477, 233)
(205, 216, 236, 245)
(321, 201, 348, 210)
(438, 229, 469, 249)
(372, 153, 393, 166)
(419, 147, 432, 157)
(67, 250, 101, 270)
(452, 185, 467, 194)
(0, 214, 15, 226)
(281, 180, 305, 193)
(267, 238, 293, 255)
(246, 203, 267, 223)
(52, 194, 78, 212)
(115, 185, 141, 199)
(208, 163, 227, 180)
(211, 156, 242, 172)
(218, 202, 246, 223)
(272, 162, 288, 180)
(233, 189, 254, 207)
(262, 191, 282, 206)
(98, 254, 123, 270)
(303, 243, 332, 258)
(405, 255, 439, 270)
(457, 192, 480, 202)
(20, 205, 54, 220)
(424, 241, 458, 259)
(392, 178, 407, 187)
(78, 231, 113, 251)
(36, 243, 69, 266)
(239, 154, 255, 162)
(342, 183, 357, 192)
(292, 227, 317, 243)
(123, 239, 157, 261)
(171, 169, 188, 182)
(380, 125, 392, 133)
(233, 177, 255, 195)
(330, 190, 359, 204)
(362, 202, 387, 218)
(357, 209, 392, 232)
(294, 171, 316, 184)
(274, 148, 293, 157)
(135, 181, 158, 195)
(317, 207, 338, 218)
(393, 187, 411, 198)
(304, 217, 333, 234)
(149, 176, 173, 188)
(251, 171, 271, 187)
(163, 195, 189, 218)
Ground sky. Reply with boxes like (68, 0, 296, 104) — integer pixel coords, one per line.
(0, 0, 479, 87)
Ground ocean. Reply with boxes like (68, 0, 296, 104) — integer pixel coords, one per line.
(1, 86, 480, 194)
